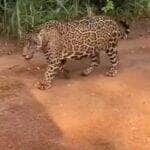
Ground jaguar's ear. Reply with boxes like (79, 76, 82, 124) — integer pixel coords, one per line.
(19, 32, 30, 45)
(21, 32, 31, 42)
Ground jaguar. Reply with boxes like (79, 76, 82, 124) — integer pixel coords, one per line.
(22, 15, 129, 90)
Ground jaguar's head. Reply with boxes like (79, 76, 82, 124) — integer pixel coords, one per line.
(22, 32, 42, 60)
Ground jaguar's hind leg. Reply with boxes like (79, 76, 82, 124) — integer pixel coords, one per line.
(81, 53, 100, 76)
(106, 47, 119, 77)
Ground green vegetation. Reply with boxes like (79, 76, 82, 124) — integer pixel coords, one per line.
(0, 0, 149, 37)
(103, 0, 150, 20)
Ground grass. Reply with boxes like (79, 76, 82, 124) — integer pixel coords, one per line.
(0, 0, 95, 37)
(0, 0, 149, 38)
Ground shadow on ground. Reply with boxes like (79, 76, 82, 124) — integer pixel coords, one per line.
(0, 77, 66, 150)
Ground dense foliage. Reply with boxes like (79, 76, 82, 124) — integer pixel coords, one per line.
(0, 0, 149, 37)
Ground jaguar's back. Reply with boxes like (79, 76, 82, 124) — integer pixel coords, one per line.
(57, 16, 122, 53)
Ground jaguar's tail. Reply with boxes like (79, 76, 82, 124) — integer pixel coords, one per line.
(118, 20, 130, 40)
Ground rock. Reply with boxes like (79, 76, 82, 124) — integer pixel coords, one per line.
(91, 93, 96, 96)
(131, 126, 136, 131)
(130, 50, 135, 54)
(8, 144, 13, 148)
(141, 45, 146, 49)
(27, 67, 31, 71)
(128, 92, 134, 98)
(60, 103, 63, 107)
(36, 66, 40, 70)
(7, 51, 12, 55)
(67, 83, 71, 87)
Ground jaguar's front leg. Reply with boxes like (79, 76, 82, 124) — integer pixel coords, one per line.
(59, 59, 70, 79)
(37, 62, 60, 90)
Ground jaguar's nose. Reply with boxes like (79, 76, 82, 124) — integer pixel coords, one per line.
(25, 55, 30, 60)
(22, 54, 32, 60)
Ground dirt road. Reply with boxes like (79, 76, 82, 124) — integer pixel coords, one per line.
(0, 32, 150, 149)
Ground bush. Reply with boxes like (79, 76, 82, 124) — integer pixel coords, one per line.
(103, 0, 149, 20)
(0, 0, 149, 37)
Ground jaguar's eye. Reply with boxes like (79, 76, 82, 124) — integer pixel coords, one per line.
(34, 41, 37, 45)
(31, 40, 37, 45)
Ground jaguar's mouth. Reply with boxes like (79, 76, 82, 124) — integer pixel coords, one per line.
(22, 54, 33, 60)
